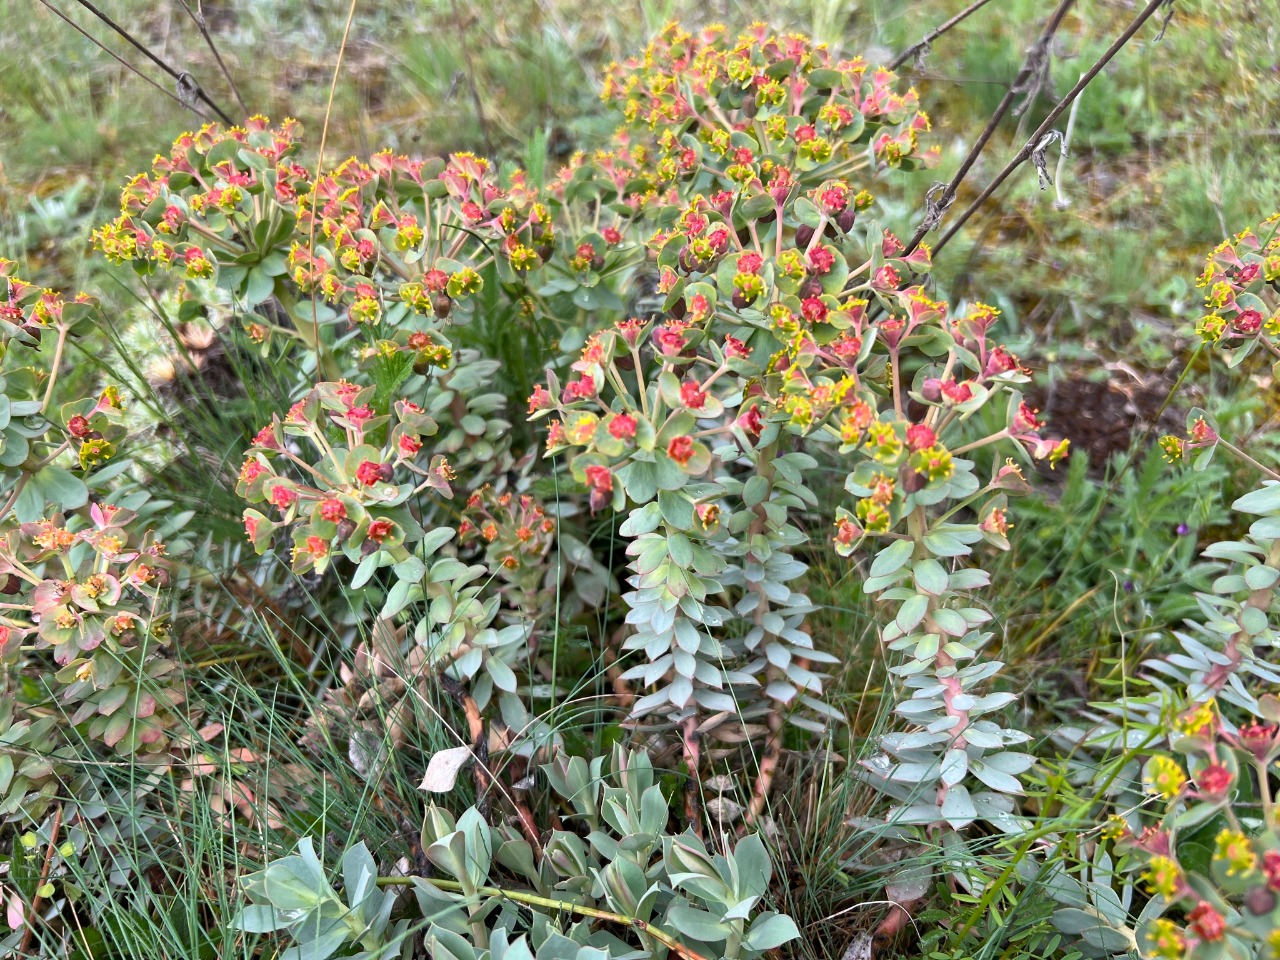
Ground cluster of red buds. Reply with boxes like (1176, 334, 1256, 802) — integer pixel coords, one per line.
(237, 380, 454, 574)
(599, 21, 939, 199)
(459, 486, 555, 573)
(0, 503, 181, 752)
(91, 118, 561, 350)
(1192, 213, 1280, 362)
(0, 259, 97, 349)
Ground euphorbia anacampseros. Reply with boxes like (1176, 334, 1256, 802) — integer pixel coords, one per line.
(94, 114, 623, 733)
(92, 119, 557, 369)
(1040, 216, 1280, 960)
(530, 23, 1067, 823)
(0, 263, 186, 767)
(86, 22, 1069, 839)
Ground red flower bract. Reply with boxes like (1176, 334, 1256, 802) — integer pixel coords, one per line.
(584, 465, 613, 492)
(1187, 902, 1225, 942)
(356, 460, 384, 485)
(1195, 763, 1232, 796)
(801, 297, 829, 323)
(269, 485, 297, 512)
(667, 435, 695, 467)
(609, 414, 638, 439)
(906, 423, 937, 451)
(680, 380, 707, 409)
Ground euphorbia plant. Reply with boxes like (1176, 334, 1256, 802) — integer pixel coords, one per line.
(237, 378, 455, 592)
(0, 266, 186, 782)
(1156, 213, 1280, 712)
(1045, 215, 1280, 960)
(0, 14, 1136, 960)
(530, 22, 1068, 833)
(1105, 696, 1280, 959)
(91, 119, 564, 372)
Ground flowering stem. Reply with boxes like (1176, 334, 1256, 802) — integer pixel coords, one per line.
(705, 99, 736, 132)
(890, 349, 904, 419)
(0, 476, 29, 523)
(691, 424, 734, 441)
(604, 363, 633, 410)
(804, 217, 829, 258)
(2, 555, 43, 586)
(30, 441, 72, 472)
(1254, 759, 1274, 826)
(185, 220, 242, 253)
(950, 428, 1010, 456)
(306, 428, 347, 485)
(17, 803, 61, 956)
(699, 363, 730, 394)
(281, 450, 336, 487)
(378, 249, 415, 282)
(933, 483, 997, 524)
(40, 325, 69, 413)
(838, 258, 873, 294)
(925, 352, 958, 430)
(819, 155, 872, 182)
(745, 451, 783, 826)
(1216, 437, 1280, 482)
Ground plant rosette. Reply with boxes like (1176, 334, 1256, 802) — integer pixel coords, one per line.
(237, 379, 455, 592)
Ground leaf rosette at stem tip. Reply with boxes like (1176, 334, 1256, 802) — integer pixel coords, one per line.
(236, 379, 454, 588)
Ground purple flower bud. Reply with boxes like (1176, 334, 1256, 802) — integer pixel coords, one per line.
(1176, 523, 1190, 536)
(901, 467, 925, 493)
(1245, 887, 1276, 916)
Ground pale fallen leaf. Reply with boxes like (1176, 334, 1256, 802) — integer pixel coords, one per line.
(419, 746, 472, 793)
(840, 932, 872, 960)
(349, 729, 387, 782)
(6, 891, 23, 931)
